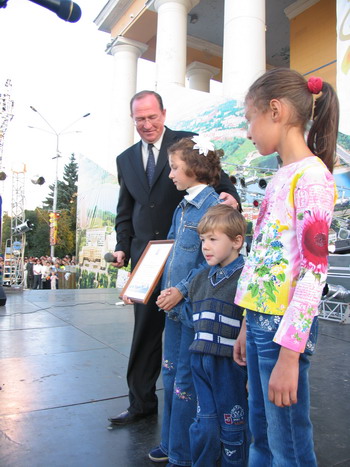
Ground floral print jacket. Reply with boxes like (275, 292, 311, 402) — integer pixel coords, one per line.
(235, 156, 337, 352)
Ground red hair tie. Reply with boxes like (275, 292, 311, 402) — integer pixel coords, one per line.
(307, 76, 323, 94)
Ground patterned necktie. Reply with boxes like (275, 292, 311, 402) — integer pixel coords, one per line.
(146, 143, 156, 186)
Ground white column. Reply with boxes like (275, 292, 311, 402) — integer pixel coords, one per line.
(110, 37, 148, 154)
(154, 0, 199, 91)
(186, 61, 220, 92)
(222, 0, 266, 100)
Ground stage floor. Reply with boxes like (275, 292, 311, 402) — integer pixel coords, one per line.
(0, 287, 349, 467)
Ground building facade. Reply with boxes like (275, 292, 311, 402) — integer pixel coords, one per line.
(94, 0, 339, 155)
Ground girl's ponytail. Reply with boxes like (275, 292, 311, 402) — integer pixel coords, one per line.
(307, 81, 339, 173)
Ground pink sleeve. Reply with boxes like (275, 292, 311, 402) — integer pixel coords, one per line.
(273, 168, 335, 352)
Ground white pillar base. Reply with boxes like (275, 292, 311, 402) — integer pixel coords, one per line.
(186, 61, 220, 92)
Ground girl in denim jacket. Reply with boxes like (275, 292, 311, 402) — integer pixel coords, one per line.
(148, 136, 223, 467)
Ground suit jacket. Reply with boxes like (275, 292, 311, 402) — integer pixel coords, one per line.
(115, 127, 240, 268)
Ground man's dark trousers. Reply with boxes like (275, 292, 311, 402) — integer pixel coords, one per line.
(127, 292, 165, 414)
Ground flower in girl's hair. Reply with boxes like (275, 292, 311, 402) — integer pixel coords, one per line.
(191, 135, 215, 156)
(301, 209, 330, 274)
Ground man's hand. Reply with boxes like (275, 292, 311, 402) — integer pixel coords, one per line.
(268, 347, 300, 407)
(112, 251, 126, 268)
(156, 287, 183, 311)
(233, 317, 247, 366)
(219, 192, 239, 209)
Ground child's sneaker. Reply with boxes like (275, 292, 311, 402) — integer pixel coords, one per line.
(148, 446, 168, 463)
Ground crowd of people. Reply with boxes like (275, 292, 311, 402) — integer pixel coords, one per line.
(23, 255, 76, 290)
(108, 67, 339, 467)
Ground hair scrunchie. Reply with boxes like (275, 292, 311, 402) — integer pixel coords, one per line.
(307, 76, 323, 94)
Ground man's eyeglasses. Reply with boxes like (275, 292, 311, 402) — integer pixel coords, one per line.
(133, 115, 161, 127)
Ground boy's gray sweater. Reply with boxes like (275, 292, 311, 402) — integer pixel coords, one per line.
(188, 256, 244, 358)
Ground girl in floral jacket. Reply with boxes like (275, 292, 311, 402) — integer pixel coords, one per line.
(234, 68, 339, 466)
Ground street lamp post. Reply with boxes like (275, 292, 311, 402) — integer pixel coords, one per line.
(29, 107, 90, 257)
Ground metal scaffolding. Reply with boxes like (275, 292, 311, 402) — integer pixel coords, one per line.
(4, 168, 26, 286)
(0, 79, 14, 169)
(1, 79, 16, 286)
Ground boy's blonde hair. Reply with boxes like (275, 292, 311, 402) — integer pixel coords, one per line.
(198, 204, 247, 242)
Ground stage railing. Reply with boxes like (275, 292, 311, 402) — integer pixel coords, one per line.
(319, 283, 350, 324)
(319, 300, 350, 324)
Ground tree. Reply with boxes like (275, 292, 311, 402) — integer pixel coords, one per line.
(43, 154, 78, 213)
(52, 210, 75, 257)
(24, 208, 76, 257)
(1, 212, 11, 254)
(42, 153, 78, 256)
(0, 153, 79, 258)
(42, 180, 67, 211)
(0, 209, 49, 257)
(25, 209, 50, 257)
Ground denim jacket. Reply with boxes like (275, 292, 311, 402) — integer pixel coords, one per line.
(161, 186, 220, 318)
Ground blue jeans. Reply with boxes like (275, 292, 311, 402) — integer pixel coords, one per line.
(190, 353, 249, 466)
(246, 310, 318, 467)
(160, 317, 197, 466)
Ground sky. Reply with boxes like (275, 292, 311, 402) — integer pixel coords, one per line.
(0, 0, 154, 211)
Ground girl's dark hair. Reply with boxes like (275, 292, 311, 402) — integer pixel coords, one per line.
(168, 137, 222, 186)
(245, 68, 339, 173)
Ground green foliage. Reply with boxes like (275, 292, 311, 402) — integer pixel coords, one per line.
(1, 209, 50, 257)
(98, 273, 108, 288)
(25, 209, 50, 257)
(77, 269, 97, 288)
(5, 207, 77, 258)
(43, 154, 78, 213)
(338, 132, 350, 151)
(1, 154, 80, 258)
(107, 264, 118, 285)
(1, 213, 11, 253)
(222, 139, 255, 166)
(86, 209, 115, 228)
(41, 153, 78, 256)
(53, 210, 76, 257)
(219, 137, 246, 161)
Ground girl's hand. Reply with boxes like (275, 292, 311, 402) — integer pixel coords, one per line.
(233, 317, 247, 366)
(122, 294, 134, 305)
(268, 347, 300, 407)
(156, 287, 183, 311)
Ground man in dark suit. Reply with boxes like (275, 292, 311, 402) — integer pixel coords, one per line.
(26, 257, 34, 289)
(109, 90, 240, 425)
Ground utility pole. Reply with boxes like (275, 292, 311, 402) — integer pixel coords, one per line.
(29, 108, 90, 257)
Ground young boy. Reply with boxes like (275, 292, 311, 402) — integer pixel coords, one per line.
(187, 204, 249, 467)
(50, 271, 58, 290)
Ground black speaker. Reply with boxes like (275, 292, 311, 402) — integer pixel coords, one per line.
(0, 286, 7, 306)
